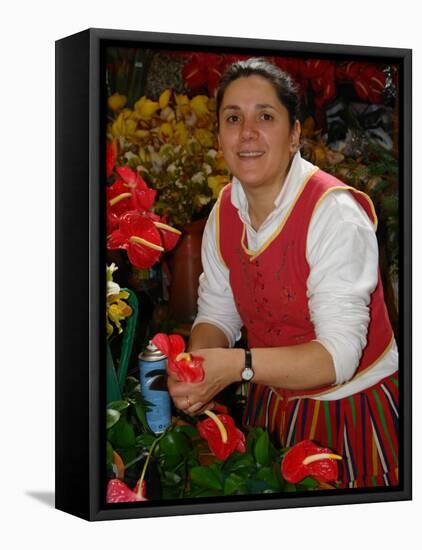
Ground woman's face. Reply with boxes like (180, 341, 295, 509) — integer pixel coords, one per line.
(218, 75, 300, 192)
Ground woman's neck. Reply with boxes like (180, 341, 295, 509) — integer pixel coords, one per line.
(243, 155, 294, 231)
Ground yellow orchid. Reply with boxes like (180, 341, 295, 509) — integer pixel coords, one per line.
(159, 122, 173, 142)
(194, 128, 215, 148)
(111, 112, 137, 139)
(134, 129, 150, 140)
(159, 89, 172, 109)
(175, 94, 191, 117)
(134, 96, 160, 120)
(107, 290, 133, 337)
(208, 175, 230, 199)
(108, 93, 127, 111)
(190, 95, 210, 117)
(138, 147, 151, 163)
(173, 121, 188, 145)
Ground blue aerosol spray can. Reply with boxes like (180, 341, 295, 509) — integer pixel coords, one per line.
(138, 341, 171, 433)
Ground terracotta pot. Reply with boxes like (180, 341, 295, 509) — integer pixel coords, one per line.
(167, 217, 206, 323)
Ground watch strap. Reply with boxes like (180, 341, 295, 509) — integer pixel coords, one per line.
(245, 348, 252, 370)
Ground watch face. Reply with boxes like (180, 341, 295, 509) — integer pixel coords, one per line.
(242, 368, 254, 381)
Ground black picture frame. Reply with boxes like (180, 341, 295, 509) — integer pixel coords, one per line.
(55, 27, 412, 521)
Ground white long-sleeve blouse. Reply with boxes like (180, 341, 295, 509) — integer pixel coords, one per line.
(192, 152, 398, 400)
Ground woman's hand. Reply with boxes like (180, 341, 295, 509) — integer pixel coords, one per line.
(167, 348, 244, 416)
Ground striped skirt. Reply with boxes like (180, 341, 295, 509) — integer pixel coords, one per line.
(243, 373, 399, 488)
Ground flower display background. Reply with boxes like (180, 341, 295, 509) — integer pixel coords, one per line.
(105, 45, 400, 502)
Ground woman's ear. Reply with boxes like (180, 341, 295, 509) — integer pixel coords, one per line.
(290, 120, 301, 154)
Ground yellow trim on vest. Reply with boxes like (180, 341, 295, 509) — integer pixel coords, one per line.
(311, 185, 378, 231)
(240, 225, 254, 256)
(241, 167, 320, 262)
(281, 333, 396, 401)
(215, 186, 229, 269)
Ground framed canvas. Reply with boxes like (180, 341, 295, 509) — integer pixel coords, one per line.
(55, 27, 412, 521)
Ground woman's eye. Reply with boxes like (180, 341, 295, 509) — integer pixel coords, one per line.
(260, 112, 273, 121)
(226, 114, 240, 123)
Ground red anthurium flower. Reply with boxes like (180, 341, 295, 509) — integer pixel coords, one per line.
(153, 220, 181, 252)
(197, 413, 246, 461)
(182, 53, 225, 95)
(107, 211, 164, 269)
(106, 479, 147, 503)
(204, 53, 224, 96)
(106, 139, 118, 178)
(112, 166, 156, 212)
(335, 61, 366, 83)
(151, 332, 204, 383)
(107, 209, 120, 234)
(272, 57, 308, 95)
(182, 53, 209, 90)
(281, 440, 342, 483)
(141, 211, 181, 252)
(312, 64, 336, 109)
(354, 64, 386, 104)
(302, 59, 333, 79)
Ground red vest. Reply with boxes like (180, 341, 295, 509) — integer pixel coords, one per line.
(218, 168, 394, 398)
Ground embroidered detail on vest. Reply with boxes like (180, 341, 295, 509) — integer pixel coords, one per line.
(241, 166, 319, 262)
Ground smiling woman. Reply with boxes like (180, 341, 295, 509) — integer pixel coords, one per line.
(217, 74, 300, 229)
(166, 58, 400, 489)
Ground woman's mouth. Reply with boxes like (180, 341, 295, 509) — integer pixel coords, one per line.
(237, 151, 265, 158)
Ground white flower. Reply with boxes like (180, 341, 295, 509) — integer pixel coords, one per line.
(191, 172, 205, 184)
(107, 280, 121, 298)
(106, 263, 118, 281)
(202, 163, 212, 175)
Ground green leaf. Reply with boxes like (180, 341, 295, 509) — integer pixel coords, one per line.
(108, 417, 136, 448)
(106, 441, 114, 468)
(158, 432, 192, 469)
(107, 408, 121, 429)
(297, 476, 319, 490)
(124, 376, 140, 395)
(190, 466, 223, 491)
(245, 479, 273, 494)
(134, 401, 152, 432)
(254, 430, 270, 466)
(208, 461, 224, 485)
(118, 447, 138, 465)
(160, 470, 183, 487)
(173, 424, 198, 439)
(284, 482, 297, 492)
(224, 473, 246, 495)
(222, 451, 255, 474)
(135, 433, 156, 449)
(159, 431, 192, 457)
(107, 400, 130, 412)
(256, 466, 280, 490)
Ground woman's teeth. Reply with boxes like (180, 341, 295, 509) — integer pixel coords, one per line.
(238, 152, 264, 157)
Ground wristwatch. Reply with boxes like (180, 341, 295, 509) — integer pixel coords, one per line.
(241, 349, 254, 382)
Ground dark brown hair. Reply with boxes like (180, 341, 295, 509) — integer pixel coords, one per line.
(216, 57, 300, 129)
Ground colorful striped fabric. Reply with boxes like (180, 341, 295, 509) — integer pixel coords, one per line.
(243, 373, 399, 488)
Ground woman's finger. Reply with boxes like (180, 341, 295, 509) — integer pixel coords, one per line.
(185, 401, 204, 416)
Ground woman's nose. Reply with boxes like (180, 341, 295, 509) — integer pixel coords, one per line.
(240, 119, 258, 140)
